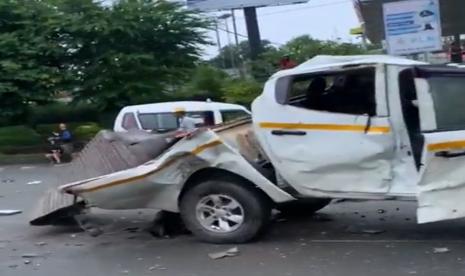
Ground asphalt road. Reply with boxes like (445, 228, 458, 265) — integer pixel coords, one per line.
(1, 164, 465, 276)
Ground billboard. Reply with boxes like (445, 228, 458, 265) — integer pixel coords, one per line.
(383, 0, 442, 55)
(186, 0, 308, 11)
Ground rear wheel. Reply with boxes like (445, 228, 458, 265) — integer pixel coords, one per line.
(180, 179, 271, 244)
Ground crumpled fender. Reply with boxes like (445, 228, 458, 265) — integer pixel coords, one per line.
(60, 130, 295, 212)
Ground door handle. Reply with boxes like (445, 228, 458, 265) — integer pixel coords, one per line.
(435, 151, 465, 158)
(271, 130, 306, 136)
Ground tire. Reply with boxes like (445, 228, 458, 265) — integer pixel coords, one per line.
(180, 179, 271, 244)
(278, 198, 331, 216)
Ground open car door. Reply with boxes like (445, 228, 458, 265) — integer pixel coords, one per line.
(413, 66, 465, 223)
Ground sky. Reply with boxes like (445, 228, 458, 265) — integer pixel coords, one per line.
(201, 0, 361, 58)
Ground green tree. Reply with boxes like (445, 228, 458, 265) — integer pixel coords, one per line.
(58, 0, 212, 110)
(0, 0, 71, 124)
(177, 65, 228, 101)
(210, 40, 276, 69)
(222, 79, 263, 107)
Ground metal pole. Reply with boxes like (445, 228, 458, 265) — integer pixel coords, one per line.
(231, 9, 245, 78)
(214, 22, 225, 68)
(243, 7, 261, 60)
(224, 17, 236, 70)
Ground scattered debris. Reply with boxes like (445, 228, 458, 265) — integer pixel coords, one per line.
(405, 218, 411, 221)
(149, 264, 167, 271)
(27, 180, 42, 185)
(35, 242, 47, 246)
(22, 253, 40, 258)
(396, 208, 400, 211)
(20, 166, 35, 170)
(377, 209, 386, 214)
(121, 270, 129, 274)
(0, 210, 22, 216)
(208, 247, 240, 260)
(276, 218, 288, 223)
(124, 227, 140, 233)
(137, 257, 144, 261)
(360, 215, 366, 218)
(1, 178, 14, 184)
(23, 260, 31, 265)
(70, 234, 77, 238)
(346, 225, 385, 235)
(433, 247, 450, 254)
(8, 264, 18, 268)
(74, 243, 84, 246)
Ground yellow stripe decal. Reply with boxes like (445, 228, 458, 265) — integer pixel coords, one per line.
(259, 122, 390, 133)
(76, 140, 222, 193)
(427, 140, 465, 152)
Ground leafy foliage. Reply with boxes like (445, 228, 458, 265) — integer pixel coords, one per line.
(0, 0, 72, 123)
(0, 0, 212, 124)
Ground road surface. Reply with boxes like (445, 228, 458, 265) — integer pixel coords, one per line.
(1, 164, 465, 276)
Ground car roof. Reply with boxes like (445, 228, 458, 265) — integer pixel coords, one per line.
(121, 101, 249, 113)
(271, 55, 426, 78)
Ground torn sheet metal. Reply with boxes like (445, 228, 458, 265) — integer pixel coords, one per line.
(61, 130, 295, 212)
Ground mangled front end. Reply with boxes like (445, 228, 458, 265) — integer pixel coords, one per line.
(60, 130, 294, 214)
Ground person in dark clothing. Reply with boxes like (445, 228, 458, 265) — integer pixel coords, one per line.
(45, 123, 73, 164)
(305, 77, 327, 110)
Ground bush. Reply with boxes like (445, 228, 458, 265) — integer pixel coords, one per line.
(28, 103, 100, 126)
(73, 123, 102, 141)
(222, 79, 263, 107)
(35, 122, 102, 140)
(0, 126, 44, 153)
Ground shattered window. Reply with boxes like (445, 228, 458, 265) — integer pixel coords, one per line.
(288, 67, 376, 116)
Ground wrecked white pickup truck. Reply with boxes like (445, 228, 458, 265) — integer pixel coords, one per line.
(31, 55, 465, 243)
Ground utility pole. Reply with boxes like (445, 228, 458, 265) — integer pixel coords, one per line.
(231, 9, 245, 78)
(223, 16, 236, 70)
(243, 7, 262, 60)
(214, 21, 225, 68)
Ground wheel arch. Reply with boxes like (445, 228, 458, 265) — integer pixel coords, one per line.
(178, 166, 295, 206)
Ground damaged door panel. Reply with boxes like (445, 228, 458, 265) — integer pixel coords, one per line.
(253, 65, 395, 197)
(413, 67, 465, 223)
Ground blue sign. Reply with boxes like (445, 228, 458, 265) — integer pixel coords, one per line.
(383, 0, 442, 55)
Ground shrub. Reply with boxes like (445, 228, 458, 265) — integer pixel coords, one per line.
(28, 103, 100, 126)
(222, 79, 263, 107)
(35, 122, 102, 140)
(0, 126, 44, 153)
(73, 123, 102, 141)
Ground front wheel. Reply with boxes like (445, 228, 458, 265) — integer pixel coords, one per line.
(180, 179, 271, 244)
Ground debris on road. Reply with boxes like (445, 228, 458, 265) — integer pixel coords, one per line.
(20, 166, 35, 170)
(0, 210, 22, 216)
(8, 264, 18, 268)
(23, 260, 31, 265)
(27, 180, 42, 185)
(208, 247, 240, 260)
(377, 209, 386, 214)
(1, 178, 14, 183)
(22, 253, 40, 258)
(346, 225, 385, 235)
(149, 264, 167, 271)
(124, 226, 140, 233)
(433, 247, 450, 254)
(35, 242, 47, 246)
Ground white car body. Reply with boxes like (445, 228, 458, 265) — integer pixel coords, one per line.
(59, 55, 465, 242)
(113, 101, 251, 132)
